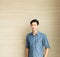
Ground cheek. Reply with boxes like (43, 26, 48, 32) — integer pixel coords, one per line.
(31, 26, 37, 29)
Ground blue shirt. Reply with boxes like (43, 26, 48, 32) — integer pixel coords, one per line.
(26, 31, 50, 57)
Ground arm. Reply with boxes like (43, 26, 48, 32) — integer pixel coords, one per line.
(42, 34, 50, 57)
(26, 48, 29, 57)
(44, 48, 50, 57)
(26, 35, 30, 57)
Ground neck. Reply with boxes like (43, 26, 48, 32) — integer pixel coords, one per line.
(32, 30, 38, 36)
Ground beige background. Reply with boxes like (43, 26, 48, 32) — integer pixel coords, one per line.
(0, 0, 60, 57)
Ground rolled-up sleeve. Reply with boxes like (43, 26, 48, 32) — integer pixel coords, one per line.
(26, 35, 30, 49)
(42, 34, 50, 49)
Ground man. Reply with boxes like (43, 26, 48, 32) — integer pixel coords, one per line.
(26, 19, 50, 57)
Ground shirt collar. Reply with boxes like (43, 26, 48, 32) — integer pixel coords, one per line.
(31, 31, 40, 36)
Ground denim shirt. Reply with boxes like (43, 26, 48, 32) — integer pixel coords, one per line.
(26, 31, 50, 57)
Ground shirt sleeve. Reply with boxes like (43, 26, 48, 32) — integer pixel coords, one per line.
(26, 35, 30, 49)
(42, 34, 50, 49)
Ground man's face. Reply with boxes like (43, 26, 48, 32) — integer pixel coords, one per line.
(30, 22, 38, 32)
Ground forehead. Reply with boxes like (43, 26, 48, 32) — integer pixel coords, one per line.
(31, 22, 37, 25)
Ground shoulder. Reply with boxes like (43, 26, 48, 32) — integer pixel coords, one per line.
(39, 31, 47, 38)
(26, 32, 32, 38)
(39, 31, 46, 35)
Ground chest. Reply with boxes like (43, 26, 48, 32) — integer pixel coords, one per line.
(29, 35, 43, 46)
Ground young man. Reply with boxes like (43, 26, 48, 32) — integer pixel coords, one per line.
(26, 19, 50, 57)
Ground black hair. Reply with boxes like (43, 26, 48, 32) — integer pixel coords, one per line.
(30, 19, 39, 25)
